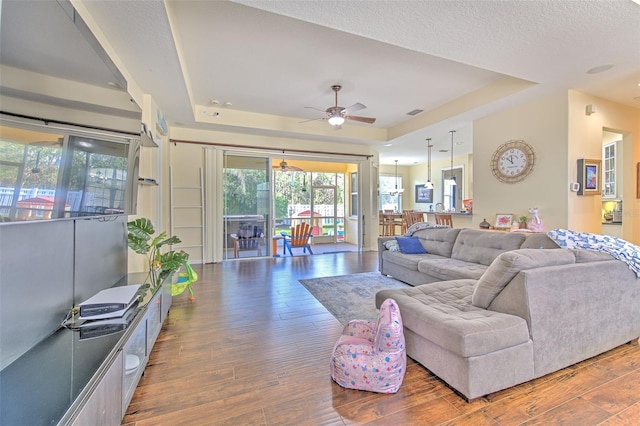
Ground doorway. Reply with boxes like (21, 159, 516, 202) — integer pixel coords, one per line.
(222, 154, 271, 259)
(272, 163, 352, 254)
(310, 185, 338, 243)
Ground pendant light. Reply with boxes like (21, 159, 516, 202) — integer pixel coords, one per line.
(389, 159, 404, 196)
(424, 138, 433, 189)
(446, 130, 457, 186)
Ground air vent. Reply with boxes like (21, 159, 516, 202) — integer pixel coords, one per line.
(406, 109, 424, 116)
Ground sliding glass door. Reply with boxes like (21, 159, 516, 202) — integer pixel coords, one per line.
(222, 154, 271, 259)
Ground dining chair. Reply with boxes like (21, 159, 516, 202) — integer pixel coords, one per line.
(434, 214, 453, 227)
(379, 211, 393, 236)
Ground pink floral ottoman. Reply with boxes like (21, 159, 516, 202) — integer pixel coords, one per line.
(330, 298, 406, 393)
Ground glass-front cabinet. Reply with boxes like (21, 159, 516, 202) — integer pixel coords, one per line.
(603, 142, 616, 198)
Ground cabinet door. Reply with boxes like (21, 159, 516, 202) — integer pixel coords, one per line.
(70, 351, 123, 426)
(146, 291, 162, 353)
(122, 318, 147, 413)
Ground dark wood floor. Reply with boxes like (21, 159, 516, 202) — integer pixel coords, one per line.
(123, 252, 640, 425)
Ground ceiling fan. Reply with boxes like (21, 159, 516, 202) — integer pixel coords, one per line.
(304, 85, 376, 129)
(273, 159, 303, 172)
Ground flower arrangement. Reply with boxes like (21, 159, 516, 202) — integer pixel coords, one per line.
(127, 218, 190, 298)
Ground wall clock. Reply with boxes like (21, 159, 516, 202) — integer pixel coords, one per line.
(490, 140, 536, 183)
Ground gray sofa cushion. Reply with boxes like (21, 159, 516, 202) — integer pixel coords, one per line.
(471, 249, 576, 308)
(411, 227, 461, 257)
(377, 280, 530, 357)
(452, 229, 527, 266)
(382, 251, 446, 271)
(417, 258, 487, 281)
(570, 248, 615, 263)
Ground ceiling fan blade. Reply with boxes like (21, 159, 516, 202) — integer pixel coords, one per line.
(346, 115, 376, 124)
(304, 106, 327, 113)
(299, 117, 325, 123)
(343, 102, 366, 115)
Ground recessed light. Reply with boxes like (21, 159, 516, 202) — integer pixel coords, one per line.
(384, 143, 393, 147)
(586, 64, 614, 74)
(223, 101, 233, 107)
(210, 99, 220, 105)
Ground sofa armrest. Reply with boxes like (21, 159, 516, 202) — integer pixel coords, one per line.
(490, 259, 640, 377)
(378, 236, 395, 273)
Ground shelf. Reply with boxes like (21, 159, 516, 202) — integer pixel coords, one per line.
(138, 178, 158, 186)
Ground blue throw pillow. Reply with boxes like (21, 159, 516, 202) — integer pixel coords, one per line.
(395, 236, 427, 254)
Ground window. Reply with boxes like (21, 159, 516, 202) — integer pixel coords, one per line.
(379, 175, 402, 212)
(350, 172, 358, 216)
(603, 142, 616, 198)
(442, 167, 463, 212)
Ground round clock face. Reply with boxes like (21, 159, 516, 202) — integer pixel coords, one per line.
(491, 140, 535, 183)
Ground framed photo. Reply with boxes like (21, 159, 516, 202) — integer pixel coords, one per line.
(494, 213, 514, 230)
(415, 185, 433, 203)
(577, 159, 601, 196)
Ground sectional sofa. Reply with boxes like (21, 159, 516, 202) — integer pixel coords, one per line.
(378, 227, 560, 286)
(375, 227, 640, 400)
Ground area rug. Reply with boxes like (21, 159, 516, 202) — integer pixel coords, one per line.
(298, 272, 411, 325)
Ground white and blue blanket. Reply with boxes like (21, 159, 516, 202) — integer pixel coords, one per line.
(404, 221, 451, 236)
(547, 228, 640, 278)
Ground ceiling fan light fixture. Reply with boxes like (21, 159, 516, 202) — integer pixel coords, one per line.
(328, 115, 345, 126)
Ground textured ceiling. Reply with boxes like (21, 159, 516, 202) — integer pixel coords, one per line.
(1, 0, 639, 165)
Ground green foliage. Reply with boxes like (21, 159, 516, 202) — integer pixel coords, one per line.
(519, 216, 529, 224)
(127, 218, 189, 296)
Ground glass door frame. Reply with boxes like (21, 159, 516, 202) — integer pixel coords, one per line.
(310, 185, 337, 244)
(221, 152, 272, 260)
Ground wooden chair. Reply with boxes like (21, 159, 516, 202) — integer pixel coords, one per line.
(434, 214, 453, 227)
(379, 211, 393, 236)
(403, 211, 424, 230)
(282, 222, 314, 256)
(412, 211, 424, 224)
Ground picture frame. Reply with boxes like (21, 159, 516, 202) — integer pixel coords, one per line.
(415, 185, 433, 203)
(494, 213, 514, 230)
(577, 159, 601, 196)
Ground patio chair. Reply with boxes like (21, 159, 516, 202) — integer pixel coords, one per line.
(230, 224, 264, 257)
(281, 222, 314, 256)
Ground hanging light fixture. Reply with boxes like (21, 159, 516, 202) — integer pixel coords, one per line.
(389, 159, 404, 196)
(446, 130, 457, 186)
(424, 138, 433, 189)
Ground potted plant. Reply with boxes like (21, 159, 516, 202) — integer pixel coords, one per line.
(518, 215, 529, 229)
(127, 218, 191, 299)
